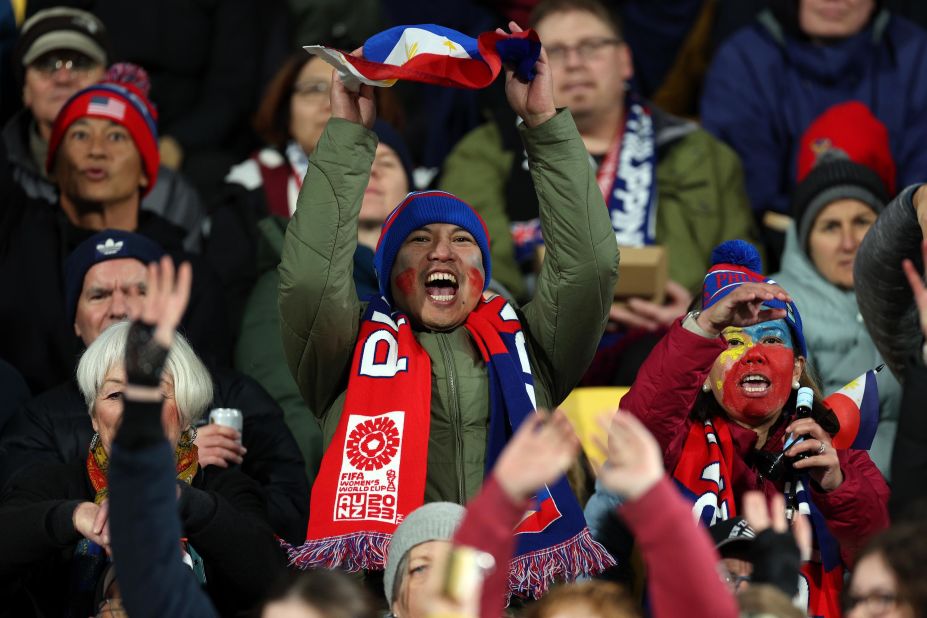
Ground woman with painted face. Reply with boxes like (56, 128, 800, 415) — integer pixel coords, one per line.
(620, 239, 889, 618)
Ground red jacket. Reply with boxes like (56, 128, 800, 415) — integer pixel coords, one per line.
(621, 320, 890, 567)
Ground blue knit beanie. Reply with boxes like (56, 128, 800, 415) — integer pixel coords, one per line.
(64, 230, 165, 326)
(701, 240, 807, 358)
(373, 191, 491, 304)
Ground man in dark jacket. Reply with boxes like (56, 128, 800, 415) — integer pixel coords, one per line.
(0, 77, 230, 394)
(0, 229, 310, 544)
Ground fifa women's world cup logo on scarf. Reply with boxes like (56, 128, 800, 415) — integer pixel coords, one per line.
(335, 413, 403, 523)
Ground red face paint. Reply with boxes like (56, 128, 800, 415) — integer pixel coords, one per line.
(394, 268, 416, 296)
(720, 345, 795, 422)
(466, 267, 484, 302)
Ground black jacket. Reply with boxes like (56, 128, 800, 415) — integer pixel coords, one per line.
(0, 181, 231, 394)
(890, 361, 927, 519)
(0, 450, 284, 617)
(0, 369, 310, 544)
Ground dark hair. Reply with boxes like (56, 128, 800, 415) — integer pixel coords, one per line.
(529, 0, 624, 39)
(260, 570, 378, 618)
(849, 522, 927, 616)
(253, 53, 405, 150)
(520, 581, 641, 618)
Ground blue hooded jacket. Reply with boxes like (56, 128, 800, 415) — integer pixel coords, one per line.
(701, 9, 927, 215)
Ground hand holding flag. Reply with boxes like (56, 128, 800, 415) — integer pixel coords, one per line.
(330, 47, 376, 129)
(497, 21, 556, 129)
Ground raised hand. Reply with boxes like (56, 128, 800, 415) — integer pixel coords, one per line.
(330, 49, 376, 129)
(133, 255, 192, 349)
(598, 411, 664, 500)
(902, 238, 927, 342)
(492, 409, 580, 502)
(496, 22, 556, 129)
(696, 282, 791, 337)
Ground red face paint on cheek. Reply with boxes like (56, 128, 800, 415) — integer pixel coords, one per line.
(721, 345, 795, 422)
(466, 267, 484, 302)
(394, 268, 416, 296)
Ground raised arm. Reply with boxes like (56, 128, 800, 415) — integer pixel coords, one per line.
(505, 24, 618, 402)
(277, 66, 377, 416)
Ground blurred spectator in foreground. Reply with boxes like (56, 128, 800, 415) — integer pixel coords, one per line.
(0, 76, 230, 394)
(261, 570, 378, 618)
(3, 10, 205, 251)
(701, 0, 927, 266)
(0, 229, 309, 543)
(772, 101, 902, 478)
(844, 521, 927, 618)
(0, 315, 284, 617)
(441, 0, 757, 384)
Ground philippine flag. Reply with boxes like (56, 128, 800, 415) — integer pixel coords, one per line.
(823, 368, 881, 450)
(304, 24, 541, 90)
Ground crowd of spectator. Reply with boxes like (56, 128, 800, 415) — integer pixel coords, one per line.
(3, 0, 927, 617)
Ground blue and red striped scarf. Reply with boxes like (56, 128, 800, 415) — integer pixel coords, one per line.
(674, 416, 844, 618)
(288, 295, 613, 597)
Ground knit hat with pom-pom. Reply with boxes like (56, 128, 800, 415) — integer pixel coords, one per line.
(701, 240, 807, 357)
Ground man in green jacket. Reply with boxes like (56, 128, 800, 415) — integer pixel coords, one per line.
(278, 43, 618, 508)
(441, 0, 758, 332)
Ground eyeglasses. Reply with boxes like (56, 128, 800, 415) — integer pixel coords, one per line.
(292, 80, 331, 100)
(844, 591, 899, 615)
(722, 572, 751, 592)
(30, 52, 99, 76)
(545, 37, 621, 65)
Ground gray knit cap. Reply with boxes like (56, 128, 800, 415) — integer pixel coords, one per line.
(383, 502, 466, 607)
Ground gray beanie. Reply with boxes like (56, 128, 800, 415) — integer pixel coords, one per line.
(383, 502, 466, 607)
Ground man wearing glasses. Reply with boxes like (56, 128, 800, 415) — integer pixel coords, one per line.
(442, 0, 758, 382)
(4, 7, 108, 203)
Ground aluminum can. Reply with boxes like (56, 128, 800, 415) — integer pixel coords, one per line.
(209, 407, 243, 439)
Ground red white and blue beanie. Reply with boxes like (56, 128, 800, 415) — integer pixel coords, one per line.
(46, 80, 160, 196)
(701, 240, 807, 357)
(373, 191, 491, 304)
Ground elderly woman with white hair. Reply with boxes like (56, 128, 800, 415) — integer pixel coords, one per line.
(0, 321, 285, 617)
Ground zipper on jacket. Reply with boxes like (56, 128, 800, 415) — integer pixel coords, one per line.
(437, 334, 466, 504)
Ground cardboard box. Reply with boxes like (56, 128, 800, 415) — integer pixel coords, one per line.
(614, 245, 668, 303)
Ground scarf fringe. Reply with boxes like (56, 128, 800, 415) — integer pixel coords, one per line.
(283, 532, 392, 572)
(507, 528, 616, 599)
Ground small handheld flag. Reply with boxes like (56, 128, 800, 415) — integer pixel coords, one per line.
(823, 367, 881, 450)
(304, 24, 541, 90)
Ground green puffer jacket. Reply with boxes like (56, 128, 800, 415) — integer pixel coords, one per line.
(278, 112, 619, 504)
(440, 106, 759, 301)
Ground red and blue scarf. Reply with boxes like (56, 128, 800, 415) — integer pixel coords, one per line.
(674, 416, 844, 618)
(287, 295, 613, 597)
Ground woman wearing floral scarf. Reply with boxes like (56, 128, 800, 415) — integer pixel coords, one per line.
(0, 297, 284, 617)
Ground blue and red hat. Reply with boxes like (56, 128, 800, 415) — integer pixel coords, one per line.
(46, 80, 159, 196)
(373, 191, 491, 304)
(702, 240, 807, 357)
